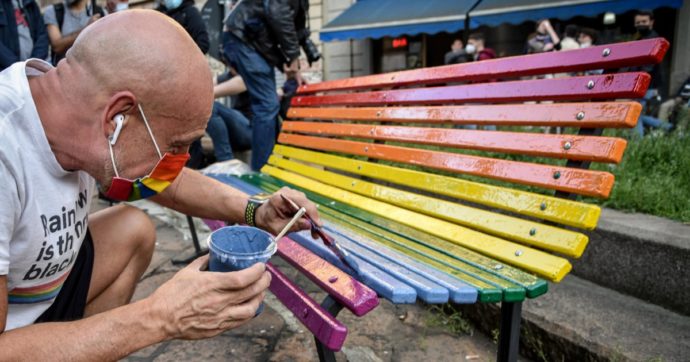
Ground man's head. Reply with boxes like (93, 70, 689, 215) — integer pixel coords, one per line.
(37, 10, 213, 191)
(578, 28, 597, 47)
(634, 10, 654, 35)
(451, 39, 463, 52)
(564, 24, 579, 39)
(467, 33, 485, 53)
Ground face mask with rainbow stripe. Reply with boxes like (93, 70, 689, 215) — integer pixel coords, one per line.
(102, 104, 189, 201)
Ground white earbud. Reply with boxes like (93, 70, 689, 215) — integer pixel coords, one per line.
(109, 114, 125, 145)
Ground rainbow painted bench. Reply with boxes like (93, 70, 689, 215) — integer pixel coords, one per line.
(200, 38, 668, 361)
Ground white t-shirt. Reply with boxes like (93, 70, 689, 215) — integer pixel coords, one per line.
(0, 59, 95, 330)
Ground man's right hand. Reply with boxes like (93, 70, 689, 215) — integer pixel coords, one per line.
(148, 255, 271, 340)
(88, 14, 102, 26)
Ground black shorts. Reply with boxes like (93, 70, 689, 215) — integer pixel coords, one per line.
(35, 229, 94, 323)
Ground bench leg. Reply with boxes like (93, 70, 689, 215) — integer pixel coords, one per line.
(172, 215, 207, 265)
(497, 301, 522, 362)
(315, 295, 345, 362)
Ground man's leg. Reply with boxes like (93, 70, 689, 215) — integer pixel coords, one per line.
(215, 102, 252, 152)
(84, 204, 156, 316)
(223, 34, 279, 171)
(206, 104, 234, 162)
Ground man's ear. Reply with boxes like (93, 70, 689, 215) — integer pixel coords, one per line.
(103, 91, 136, 140)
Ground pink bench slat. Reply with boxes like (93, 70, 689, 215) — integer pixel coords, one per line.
(278, 237, 379, 316)
(267, 263, 348, 351)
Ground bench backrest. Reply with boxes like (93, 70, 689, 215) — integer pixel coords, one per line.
(264, 38, 668, 283)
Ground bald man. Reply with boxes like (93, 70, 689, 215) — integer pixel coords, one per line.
(0, 10, 320, 359)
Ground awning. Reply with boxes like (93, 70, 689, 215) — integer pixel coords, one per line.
(319, 0, 479, 42)
(469, 0, 684, 28)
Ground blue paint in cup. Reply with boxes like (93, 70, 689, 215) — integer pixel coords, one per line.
(207, 225, 276, 316)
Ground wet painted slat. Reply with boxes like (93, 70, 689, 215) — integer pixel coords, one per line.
(272, 145, 601, 230)
(293, 230, 450, 304)
(278, 133, 615, 198)
(261, 166, 572, 282)
(242, 173, 544, 301)
(292, 73, 649, 107)
(267, 263, 348, 351)
(268, 155, 588, 258)
(287, 102, 642, 128)
(277, 237, 379, 317)
(288, 230, 417, 304)
(282, 121, 628, 163)
(325, 226, 479, 304)
(296, 39, 668, 94)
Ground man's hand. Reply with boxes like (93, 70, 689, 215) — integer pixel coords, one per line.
(254, 187, 320, 236)
(148, 256, 271, 340)
(284, 58, 303, 86)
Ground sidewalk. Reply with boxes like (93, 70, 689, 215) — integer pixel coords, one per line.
(107, 199, 503, 362)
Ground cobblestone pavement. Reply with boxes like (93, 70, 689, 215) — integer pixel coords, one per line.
(111, 200, 501, 362)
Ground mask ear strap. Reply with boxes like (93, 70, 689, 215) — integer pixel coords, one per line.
(108, 141, 120, 177)
(138, 104, 163, 158)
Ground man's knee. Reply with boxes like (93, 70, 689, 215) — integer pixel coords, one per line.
(112, 204, 156, 255)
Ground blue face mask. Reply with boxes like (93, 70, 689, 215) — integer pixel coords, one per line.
(164, 0, 182, 9)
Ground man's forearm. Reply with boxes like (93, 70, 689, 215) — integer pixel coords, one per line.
(151, 168, 249, 223)
(0, 298, 167, 361)
(213, 76, 247, 98)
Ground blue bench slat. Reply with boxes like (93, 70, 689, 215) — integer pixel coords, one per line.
(326, 225, 478, 304)
(317, 228, 450, 304)
(289, 230, 417, 304)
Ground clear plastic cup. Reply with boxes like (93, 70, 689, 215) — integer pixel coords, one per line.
(207, 225, 276, 315)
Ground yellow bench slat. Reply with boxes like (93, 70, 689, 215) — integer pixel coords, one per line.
(262, 165, 572, 282)
(269, 155, 587, 258)
(273, 145, 601, 230)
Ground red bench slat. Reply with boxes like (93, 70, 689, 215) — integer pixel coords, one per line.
(282, 121, 628, 163)
(267, 263, 348, 351)
(277, 237, 379, 317)
(278, 133, 615, 198)
(292, 73, 649, 107)
(287, 102, 642, 128)
(297, 38, 668, 94)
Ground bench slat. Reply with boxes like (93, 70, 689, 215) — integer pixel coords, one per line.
(242, 173, 546, 301)
(296, 38, 668, 94)
(277, 237, 379, 317)
(272, 145, 601, 230)
(261, 165, 572, 282)
(268, 155, 588, 258)
(293, 73, 649, 106)
(267, 263, 348, 351)
(278, 133, 615, 198)
(287, 230, 418, 304)
(283, 121, 627, 163)
(292, 230, 450, 304)
(287, 102, 642, 128)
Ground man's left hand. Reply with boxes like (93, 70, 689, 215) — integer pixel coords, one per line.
(254, 187, 321, 237)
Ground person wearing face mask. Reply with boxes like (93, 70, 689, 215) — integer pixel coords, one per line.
(106, 0, 129, 13)
(0, 10, 321, 359)
(628, 10, 672, 136)
(157, 0, 209, 54)
(465, 32, 496, 62)
(577, 27, 597, 49)
(43, 0, 104, 65)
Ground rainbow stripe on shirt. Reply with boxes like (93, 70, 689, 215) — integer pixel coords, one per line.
(8, 272, 70, 304)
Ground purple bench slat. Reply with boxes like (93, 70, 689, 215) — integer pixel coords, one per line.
(267, 263, 348, 351)
(278, 236, 379, 317)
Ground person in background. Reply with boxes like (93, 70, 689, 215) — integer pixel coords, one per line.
(105, 0, 129, 13)
(444, 39, 467, 65)
(629, 10, 672, 136)
(465, 32, 496, 61)
(43, 0, 104, 65)
(560, 24, 579, 51)
(527, 19, 560, 54)
(223, 0, 312, 171)
(0, 0, 49, 71)
(157, 0, 209, 54)
(578, 27, 597, 48)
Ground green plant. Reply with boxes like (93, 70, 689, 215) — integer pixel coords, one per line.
(425, 303, 474, 336)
